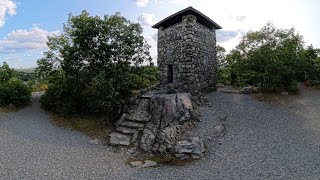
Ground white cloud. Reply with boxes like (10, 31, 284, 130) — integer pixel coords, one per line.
(152, 33, 157, 41)
(0, 27, 59, 53)
(217, 30, 240, 43)
(0, 0, 17, 28)
(138, 13, 155, 26)
(135, 0, 149, 7)
(235, 16, 246, 22)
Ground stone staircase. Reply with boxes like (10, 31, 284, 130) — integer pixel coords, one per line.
(109, 98, 151, 146)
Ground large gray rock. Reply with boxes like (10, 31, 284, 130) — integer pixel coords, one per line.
(110, 90, 200, 155)
(140, 93, 199, 152)
(174, 137, 205, 160)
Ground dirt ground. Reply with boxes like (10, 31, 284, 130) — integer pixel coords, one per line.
(254, 84, 320, 131)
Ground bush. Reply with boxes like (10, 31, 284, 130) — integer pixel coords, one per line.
(38, 12, 154, 116)
(130, 65, 159, 89)
(0, 77, 31, 107)
(27, 80, 49, 92)
(287, 80, 299, 94)
(40, 66, 158, 116)
(221, 23, 320, 93)
(218, 68, 231, 85)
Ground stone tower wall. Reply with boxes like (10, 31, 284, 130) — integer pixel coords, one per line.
(158, 14, 218, 94)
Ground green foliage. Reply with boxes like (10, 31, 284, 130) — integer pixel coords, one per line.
(218, 68, 232, 85)
(0, 62, 15, 83)
(0, 62, 31, 107)
(15, 70, 37, 82)
(0, 78, 31, 107)
(40, 75, 78, 115)
(130, 65, 159, 89)
(38, 11, 153, 115)
(27, 80, 48, 92)
(220, 23, 320, 93)
(36, 58, 54, 80)
(217, 45, 227, 67)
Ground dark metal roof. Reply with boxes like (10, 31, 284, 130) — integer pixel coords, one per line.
(152, 6, 222, 30)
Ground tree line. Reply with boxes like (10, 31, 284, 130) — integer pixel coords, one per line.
(218, 23, 320, 93)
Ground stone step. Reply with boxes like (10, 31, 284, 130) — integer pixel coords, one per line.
(116, 126, 138, 134)
(109, 132, 132, 146)
(120, 121, 145, 129)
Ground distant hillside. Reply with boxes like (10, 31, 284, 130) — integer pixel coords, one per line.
(15, 68, 36, 73)
(15, 68, 37, 81)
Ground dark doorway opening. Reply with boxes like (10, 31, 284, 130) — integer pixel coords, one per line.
(167, 65, 173, 83)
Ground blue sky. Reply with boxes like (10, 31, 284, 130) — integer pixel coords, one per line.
(0, 0, 319, 68)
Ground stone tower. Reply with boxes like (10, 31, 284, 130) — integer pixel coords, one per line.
(152, 7, 221, 94)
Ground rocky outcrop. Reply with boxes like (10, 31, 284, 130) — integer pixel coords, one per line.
(109, 89, 200, 155)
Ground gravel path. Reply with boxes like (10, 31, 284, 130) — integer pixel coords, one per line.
(1, 90, 320, 179)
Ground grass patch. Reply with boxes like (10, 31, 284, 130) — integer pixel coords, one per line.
(148, 155, 175, 164)
(49, 113, 114, 140)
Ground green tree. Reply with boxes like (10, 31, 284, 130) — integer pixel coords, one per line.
(299, 45, 320, 81)
(0, 62, 15, 83)
(36, 57, 54, 80)
(216, 45, 226, 67)
(225, 23, 306, 92)
(39, 11, 152, 115)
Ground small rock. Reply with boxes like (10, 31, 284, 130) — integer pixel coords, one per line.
(212, 124, 226, 137)
(241, 86, 253, 94)
(130, 161, 143, 167)
(219, 116, 227, 121)
(89, 139, 99, 145)
(140, 160, 157, 168)
(282, 92, 289, 96)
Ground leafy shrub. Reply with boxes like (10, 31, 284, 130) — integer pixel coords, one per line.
(27, 80, 49, 92)
(287, 80, 299, 94)
(38, 12, 154, 116)
(218, 68, 231, 85)
(40, 75, 78, 115)
(0, 62, 15, 83)
(15, 70, 37, 82)
(129, 65, 159, 90)
(221, 23, 320, 93)
(32, 82, 49, 92)
(0, 77, 31, 107)
(0, 62, 31, 107)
